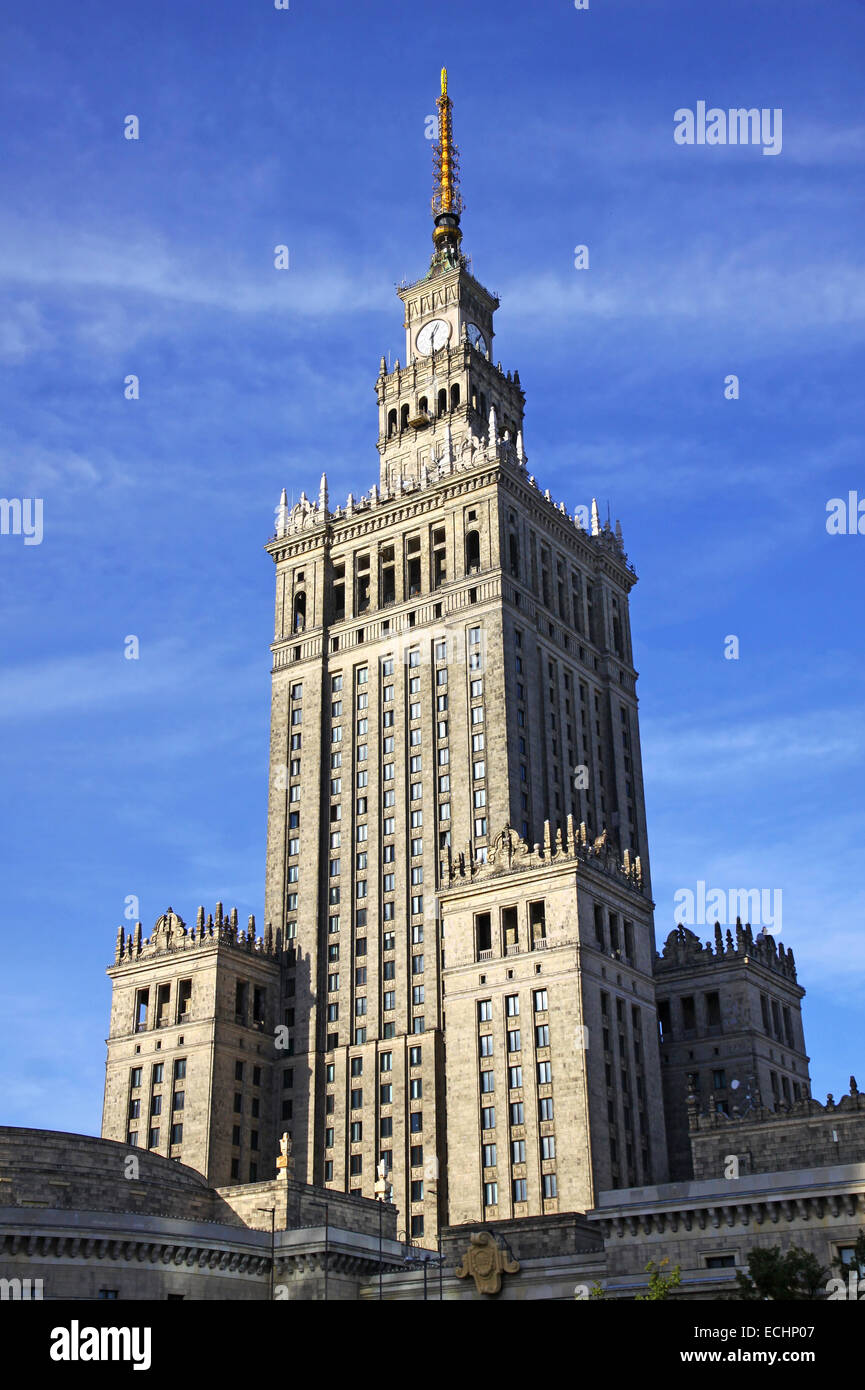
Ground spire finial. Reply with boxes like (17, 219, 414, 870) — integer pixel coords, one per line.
(431, 68, 463, 258)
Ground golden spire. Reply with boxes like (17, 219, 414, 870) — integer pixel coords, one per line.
(432, 66, 463, 232)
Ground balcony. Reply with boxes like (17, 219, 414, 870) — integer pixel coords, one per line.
(477, 949, 493, 962)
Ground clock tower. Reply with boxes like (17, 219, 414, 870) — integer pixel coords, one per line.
(376, 69, 526, 494)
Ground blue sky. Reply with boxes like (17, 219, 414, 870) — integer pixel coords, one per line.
(1, 0, 863, 1136)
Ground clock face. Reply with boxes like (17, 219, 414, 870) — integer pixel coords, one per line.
(416, 318, 451, 355)
(467, 322, 487, 354)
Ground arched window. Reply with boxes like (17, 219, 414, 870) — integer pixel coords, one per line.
(400, 403, 410, 431)
(293, 592, 306, 633)
(387, 409, 397, 438)
(465, 530, 481, 574)
(450, 382, 460, 409)
(418, 396, 428, 416)
(437, 388, 447, 416)
(509, 533, 520, 579)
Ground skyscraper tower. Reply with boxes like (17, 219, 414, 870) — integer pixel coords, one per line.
(262, 71, 667, 1242)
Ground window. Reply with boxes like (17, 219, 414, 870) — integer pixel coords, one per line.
(410, 1078, 423, 1099)
(510, 1101, 524, 1124)
(511, 1139, 526, 1163)
(380, 1083, 393, 1104)
(507, 1029, 521, 1053)
(411, 1180, 425, 1202)
(537, 1061, 552, 1084)
(542, 1174, 558, 1199)
(482, 1143, 497, 1167)
(411, 1215, 425, 1238)
(505, 995, 520, 1017)
(536, 1024, 550, 1047)
(483, 1182, 498, 1207)
(512, 1179, 528, 1203)
(480, 1034, 494, 1057)
(534, 989, 548, 1012)
(478, 1000, 492, 1022)
(410, 1112, 422, 1133)
(539, 1097, 554, 1121)
(481, 1071, 495, 1093)
(380, 1052, 393, 1072)
(541, 1136, 556, 1160)
(508, 1066, 523, 1089)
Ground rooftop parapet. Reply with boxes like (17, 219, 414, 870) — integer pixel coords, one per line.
(442, 817, 643, 893)
(655, 921, 797, 981)
(112, 903, 283, 966)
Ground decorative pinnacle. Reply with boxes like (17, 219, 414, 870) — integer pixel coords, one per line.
(431, 67, 463, 251)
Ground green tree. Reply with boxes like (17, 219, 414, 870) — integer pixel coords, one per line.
(735, 1245, 828, 1300)
(635, 1257, 682, 1300)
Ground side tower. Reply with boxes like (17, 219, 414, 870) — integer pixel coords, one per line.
(262, 71, 661, 1243)
(439, 824, 666, 1225)
(102, 906, 281, 1186)
(654, 923, 810, 1180)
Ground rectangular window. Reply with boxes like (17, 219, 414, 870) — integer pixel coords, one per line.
(484, 1182, 498, 1207)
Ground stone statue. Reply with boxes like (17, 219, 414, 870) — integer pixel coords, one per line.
(276, 1131, 292, 1172)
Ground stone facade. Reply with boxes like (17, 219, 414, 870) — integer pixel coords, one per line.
(0, 1127, 399, 1301)
(689, 1081, 865, 1181)
(440, 824, 667, 1225)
